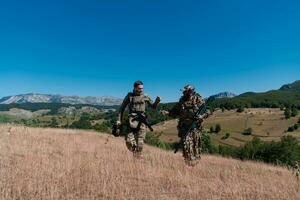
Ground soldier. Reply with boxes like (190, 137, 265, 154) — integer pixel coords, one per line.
(115, 81, 161, 158)
(162, 85, 208, 166)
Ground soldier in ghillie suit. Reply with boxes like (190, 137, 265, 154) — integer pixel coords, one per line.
(162, 85, 208, 166)
(115, 81, 161, 158)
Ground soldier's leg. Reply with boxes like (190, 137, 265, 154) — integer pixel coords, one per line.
(127, 116, 138, 152)
(177, 127, 187, 159)
(125, 131, 137, 152)
(136, 123, 146, 156)
(183, 130, 196, 161)
(193, 128, 201, 160)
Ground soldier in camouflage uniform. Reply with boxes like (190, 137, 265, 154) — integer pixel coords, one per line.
(116, 81, 161, 158)
(163, 85, 208, 166)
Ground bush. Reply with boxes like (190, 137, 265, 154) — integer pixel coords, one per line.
(221, 133, 230, 140)
(49, 117, 59, 127)
(243, 128, 253, 135)
(288, 126, 295, 132)
(287, 123, 299, 132)
(291, 107, 298, 117)
(285, 108, 291, 119)
(201, 132, 217, 153)
(93, 122, 110, 133)
(215, 124, 221, 133)
(237, 107, 244, 113)
(234, 136, 300, 168)
(218, 145, 236, 157)
(70, 117, 92, 129)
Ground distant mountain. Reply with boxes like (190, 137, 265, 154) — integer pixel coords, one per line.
(0, 93, 122, 106)
(210, 92, 236, 99)
(279, 80, 300, 91)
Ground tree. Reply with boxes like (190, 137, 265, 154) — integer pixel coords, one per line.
(221, 133, 230, 140)
(215, 124, 221, 133)
(49, 117, 59, 127)
(243, 128, 253, 135)
(291, 107, 298, 117)
(93, 122, 110, 133)
(287, 126, 295, 132)
(237, 106, 244, 113)
(70, 117, 92, 129)
(284, 108, 291, 119)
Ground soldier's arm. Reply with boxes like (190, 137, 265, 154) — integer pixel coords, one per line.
(116, 94, 130, 122)
(195, 95, 209, 121)
(168, 101, 182, 118)
(145, 95, 160, 109)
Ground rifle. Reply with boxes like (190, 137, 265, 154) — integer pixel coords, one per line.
(134, 113, 154, 132)
(174, 96, 215, 153)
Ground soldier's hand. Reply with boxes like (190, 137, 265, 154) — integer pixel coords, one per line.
(155, 96, 161, 103)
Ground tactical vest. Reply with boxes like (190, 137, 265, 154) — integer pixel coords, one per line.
(128, 93, 147, 113)
(179, 93, 202, 120)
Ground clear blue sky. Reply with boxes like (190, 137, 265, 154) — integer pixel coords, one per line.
(0, 0, 299, 102)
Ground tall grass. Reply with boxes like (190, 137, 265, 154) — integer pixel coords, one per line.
(0, 125, 299, 199)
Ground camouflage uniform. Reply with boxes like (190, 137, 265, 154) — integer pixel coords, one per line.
(169, 92, 205, 164)
(117, 92, 159, 156)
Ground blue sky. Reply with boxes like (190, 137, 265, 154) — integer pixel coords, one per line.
(0, 0, 299, 102)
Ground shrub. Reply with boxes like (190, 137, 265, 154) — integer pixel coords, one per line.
(93, 122, 110, 133)
(243, 128, 253, 135)
(215, 124, 221, 133)
(291, 107, 298, 117)
(237, 107, 244, 113)
(285, 108, 291, 119)
(221, 133, 230, 140)
(287, 126, 295, 132)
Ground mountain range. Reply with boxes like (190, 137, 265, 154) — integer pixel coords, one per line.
(0, 80, 298, 106)
(0, 93, 122, 106)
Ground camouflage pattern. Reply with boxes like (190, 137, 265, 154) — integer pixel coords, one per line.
(117, 92, 159, 157)
(169, 92, 204, 165)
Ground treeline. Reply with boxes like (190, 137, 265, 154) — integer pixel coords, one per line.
(217, 136, 300, 168)
(68, 112, 115, 132)
(0, 103, 119, 114)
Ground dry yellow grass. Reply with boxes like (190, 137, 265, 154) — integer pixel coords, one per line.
(0, 125, 299, 200)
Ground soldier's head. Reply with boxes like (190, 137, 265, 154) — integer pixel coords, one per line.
(182, 84, 195, 97)
(133, 80, 144, 95)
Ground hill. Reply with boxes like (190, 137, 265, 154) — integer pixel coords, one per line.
(210, 80, 300, 109)
(0, 125, 299, 199)
(154, 108, 300, 147)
